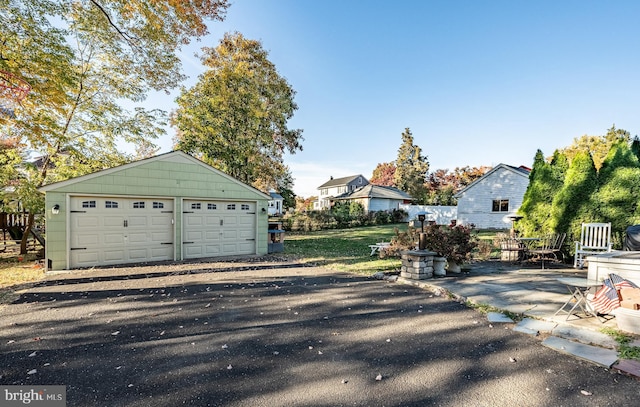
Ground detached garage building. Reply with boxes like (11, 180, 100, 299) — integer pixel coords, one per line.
(40, 151, 271, 271)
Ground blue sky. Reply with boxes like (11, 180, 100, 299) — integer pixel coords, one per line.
(147, 0, 640, 198)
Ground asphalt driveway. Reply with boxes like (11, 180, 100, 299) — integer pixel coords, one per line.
(1, 259, 638, 406)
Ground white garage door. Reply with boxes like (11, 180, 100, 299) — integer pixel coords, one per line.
(182, 200, 256, 259)
(69, 197, 174, 268)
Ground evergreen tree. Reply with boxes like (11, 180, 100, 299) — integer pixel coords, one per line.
(631, 136, 640, 161)
(550, 151, 599, 239)
(594, 141, 640, 237)
(393, 128, 429, 203)
(518, 149, 567, 236)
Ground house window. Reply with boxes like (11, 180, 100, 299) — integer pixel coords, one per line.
(207, 203, 217, 210)
(492, 199, 509, 212)
(153, 202, 164, 209)
(241, 204, 250, 210)
(191, 203, 201, 210)
(82, 200, 96, 208)
(227, 204, 236, 210)
(105, 200, 119, 209)
(133, 201, 145, 209)
(321, 188, 328, 195)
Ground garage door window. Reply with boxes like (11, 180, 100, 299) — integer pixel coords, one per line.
(207, 203, 217, 210)
(227, 204, 236, 210)
(241, 204, 250, 211)
(133, 201, 145, 209)
(191, 203, 201, 210)
(82, 200, 96, 208)
(153, 202, 164, 209)
(105, 200, 119, 208)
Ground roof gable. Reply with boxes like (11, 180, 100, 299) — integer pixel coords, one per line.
(39, 150, 270, 199)
(454, 163, 530, 198)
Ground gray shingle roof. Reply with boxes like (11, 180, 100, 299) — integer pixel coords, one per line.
(334, 184, 412, 200)
(317, 175, 367, 189)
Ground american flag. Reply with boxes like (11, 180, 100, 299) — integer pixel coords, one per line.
(591, 274, 638, 315)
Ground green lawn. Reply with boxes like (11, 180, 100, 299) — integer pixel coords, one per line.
(282, 224, 407, 274)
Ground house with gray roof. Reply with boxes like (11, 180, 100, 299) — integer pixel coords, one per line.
(268, 191, 284, 216)
(333, 184, 413, 212)
(453, 163, 531, 229)
(314, 175, 369, 210)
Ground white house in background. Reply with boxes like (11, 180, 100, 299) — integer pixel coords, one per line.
(268, 191, 284, 216)
(314, 175, 369, 210)
(333, 184, 412, 212)
(454, 163, 531, 229)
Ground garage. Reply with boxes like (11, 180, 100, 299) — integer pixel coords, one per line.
(40, 151, 270, 271)
(182, 200, 256, 259)
(69, 196, 174, 268)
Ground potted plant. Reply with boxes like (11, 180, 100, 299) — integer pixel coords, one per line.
(422, 223, 478, 274)
(421, 225, 449, 276)
(444, 224, 478, 272)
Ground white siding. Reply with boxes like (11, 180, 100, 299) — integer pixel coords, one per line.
(369, 198, 402, 212)
(456, 166, 529, 229)
(400, 204, 457, 225)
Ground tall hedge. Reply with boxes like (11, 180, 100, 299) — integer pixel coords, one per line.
(518, 149, 567, 236)
(594, 141, 640, 241)
(550, 150, 599, 239)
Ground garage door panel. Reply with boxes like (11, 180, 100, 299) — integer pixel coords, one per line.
(183, 200, 256, 259)
(238, 241, 254, 253)
(222, 230, 238, 239)
(128, 232, 149, 244)
(187, 216, 204, 226)
(104, 249, 126, 262)
(73, 251, 99, 265)
(238, 229, 254, 239)
(128, 216, 148, 227)
(204, 231, 221, 241)
(151, 216, 172, 227)
(69, 197, 173, 268)
(129, 248, 150, 260)
(151, 246, 173, 258)
(183, 245, 202, 257)
(206, 216, 222, 226)
(104, 233, 125, 245)
(223, 216, 237, 226)
(103, 216, 125, 227)
(185, 230, 203, 241)
(151, 231, 172, 241)
(76, 216, 99, 228)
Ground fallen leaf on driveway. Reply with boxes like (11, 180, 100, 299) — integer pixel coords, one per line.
(581, 390, 593, 396)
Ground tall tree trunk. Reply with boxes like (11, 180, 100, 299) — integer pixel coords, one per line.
(19, 212, 34, 255)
